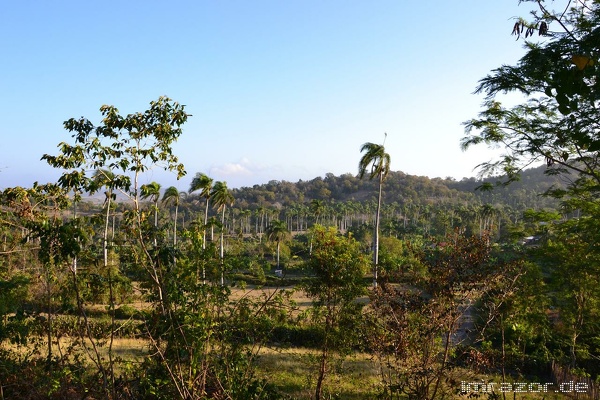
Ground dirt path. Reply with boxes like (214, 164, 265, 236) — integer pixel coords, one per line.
(450, 297, 475, 346)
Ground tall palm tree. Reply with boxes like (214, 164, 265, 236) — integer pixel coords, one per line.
(310, 199, 325, 226)
(266, 219, 290, 269)
(89, 169, 118, 384)
(257, 205, 267, 241)
(89, 168, 117, 269)
(189, 172, 214, 250)
(141, 182, 162, 227)
(161, 186, 183, 248)
(358, 139, 391, 288)
(211, 181, 235, 285)
(141, 182, 161, 246)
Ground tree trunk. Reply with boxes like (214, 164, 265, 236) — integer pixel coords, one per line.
(220, 207, 226, 286)
(276, 241, 280, 268)
(373, 172, 383, 287)
(314, 346, 327, 400)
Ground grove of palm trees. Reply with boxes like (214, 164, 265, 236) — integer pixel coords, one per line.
(2, 2, 600, 399)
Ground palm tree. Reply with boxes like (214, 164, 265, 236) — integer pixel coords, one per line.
(310, 199, 325, 226)
(141, 181, 161, 227)
(266, 219, 290, 269)
(189, 172, 214, 250)
(358, 139, 391, 288)
(141, 182, 162, 247)
(88, 169, 118, 386)
(89, 169, 117, 270)
(161, 186, 183, 248)
(211, 181, 235, 285)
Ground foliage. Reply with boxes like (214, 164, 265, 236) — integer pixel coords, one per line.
(366, 233, 516, 400)
(302, 225, 369, 400)
(462, 0, 600, 192)
(540, 198, 600, 372)
(460, 0, 600, 382)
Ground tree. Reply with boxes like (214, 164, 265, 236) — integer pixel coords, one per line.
(265, 219, 290, 269)
(89, 168, 117, 269)
(141, 181, 162, 229)
(40, 97, 189, 395)
(461, 1, 600, 192)
(302, 225, 368, 400)
(310, 199, 325, 225)
(367, 232, 504, 400)
(460, 2, 600, 377)
(189, 172, 214, 250)
(89, 168, 120, 390)
(211, 181, 234, 285)
(358, 139, 391, 287)
(541, 197, 600, 369)
(162, 185, 183, 248)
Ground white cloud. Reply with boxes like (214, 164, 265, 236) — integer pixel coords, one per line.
(207, 157, 318, 188)
(210, 161, 253, 177)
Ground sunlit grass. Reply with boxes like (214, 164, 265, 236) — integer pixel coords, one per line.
(255, 347, 381, 399)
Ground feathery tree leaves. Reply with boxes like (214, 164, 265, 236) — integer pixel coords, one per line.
(462, 1, 600, 192)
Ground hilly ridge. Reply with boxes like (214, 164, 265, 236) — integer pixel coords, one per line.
(229, 165, 564, 212)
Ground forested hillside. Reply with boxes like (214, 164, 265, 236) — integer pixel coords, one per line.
(231, 165, 563, 211)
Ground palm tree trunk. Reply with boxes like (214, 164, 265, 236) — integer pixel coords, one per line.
(276, 241, 280, 268)
(373, 173, 383, 288)
(200, 200, 210, 284)
(220, 206, 226, 286)
(173, 203, 178, 266)
(104, 196, 111, 269)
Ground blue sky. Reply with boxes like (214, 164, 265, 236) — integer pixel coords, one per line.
(1, 1, 532, 190)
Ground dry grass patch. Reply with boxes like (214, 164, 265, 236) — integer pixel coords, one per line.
(255, 347, 381, 399)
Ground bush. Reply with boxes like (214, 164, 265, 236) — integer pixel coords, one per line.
(269, 324, 324, 348)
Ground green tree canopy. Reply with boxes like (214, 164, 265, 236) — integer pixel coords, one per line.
(462, 1, 600, 192)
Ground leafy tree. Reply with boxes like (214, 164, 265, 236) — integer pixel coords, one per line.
(462, 0, 600, 191)
(461, 1, 600, 378)
(541, 197, 600, 370)
(42, 96, 188, 314)
(475, 257, 549, 391)
(39, 97, 189, 396)
(367, 232, 504, 400)
(302, 225, 368, 400)
(358, 139, 391, 287)
(0, 274, 29, 344)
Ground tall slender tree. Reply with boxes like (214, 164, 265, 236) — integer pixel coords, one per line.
(358, 138, 391, 287)
(189, 172, 214, 250)
(141, 182, 161, 227)
(162, 186, 183, 248)
(89, 169, 116, 270)
(302, 226, 368, 400)
(266, 219, 290, 269)
(310, 199, 325, 225)
(211, 181, 234, 285)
